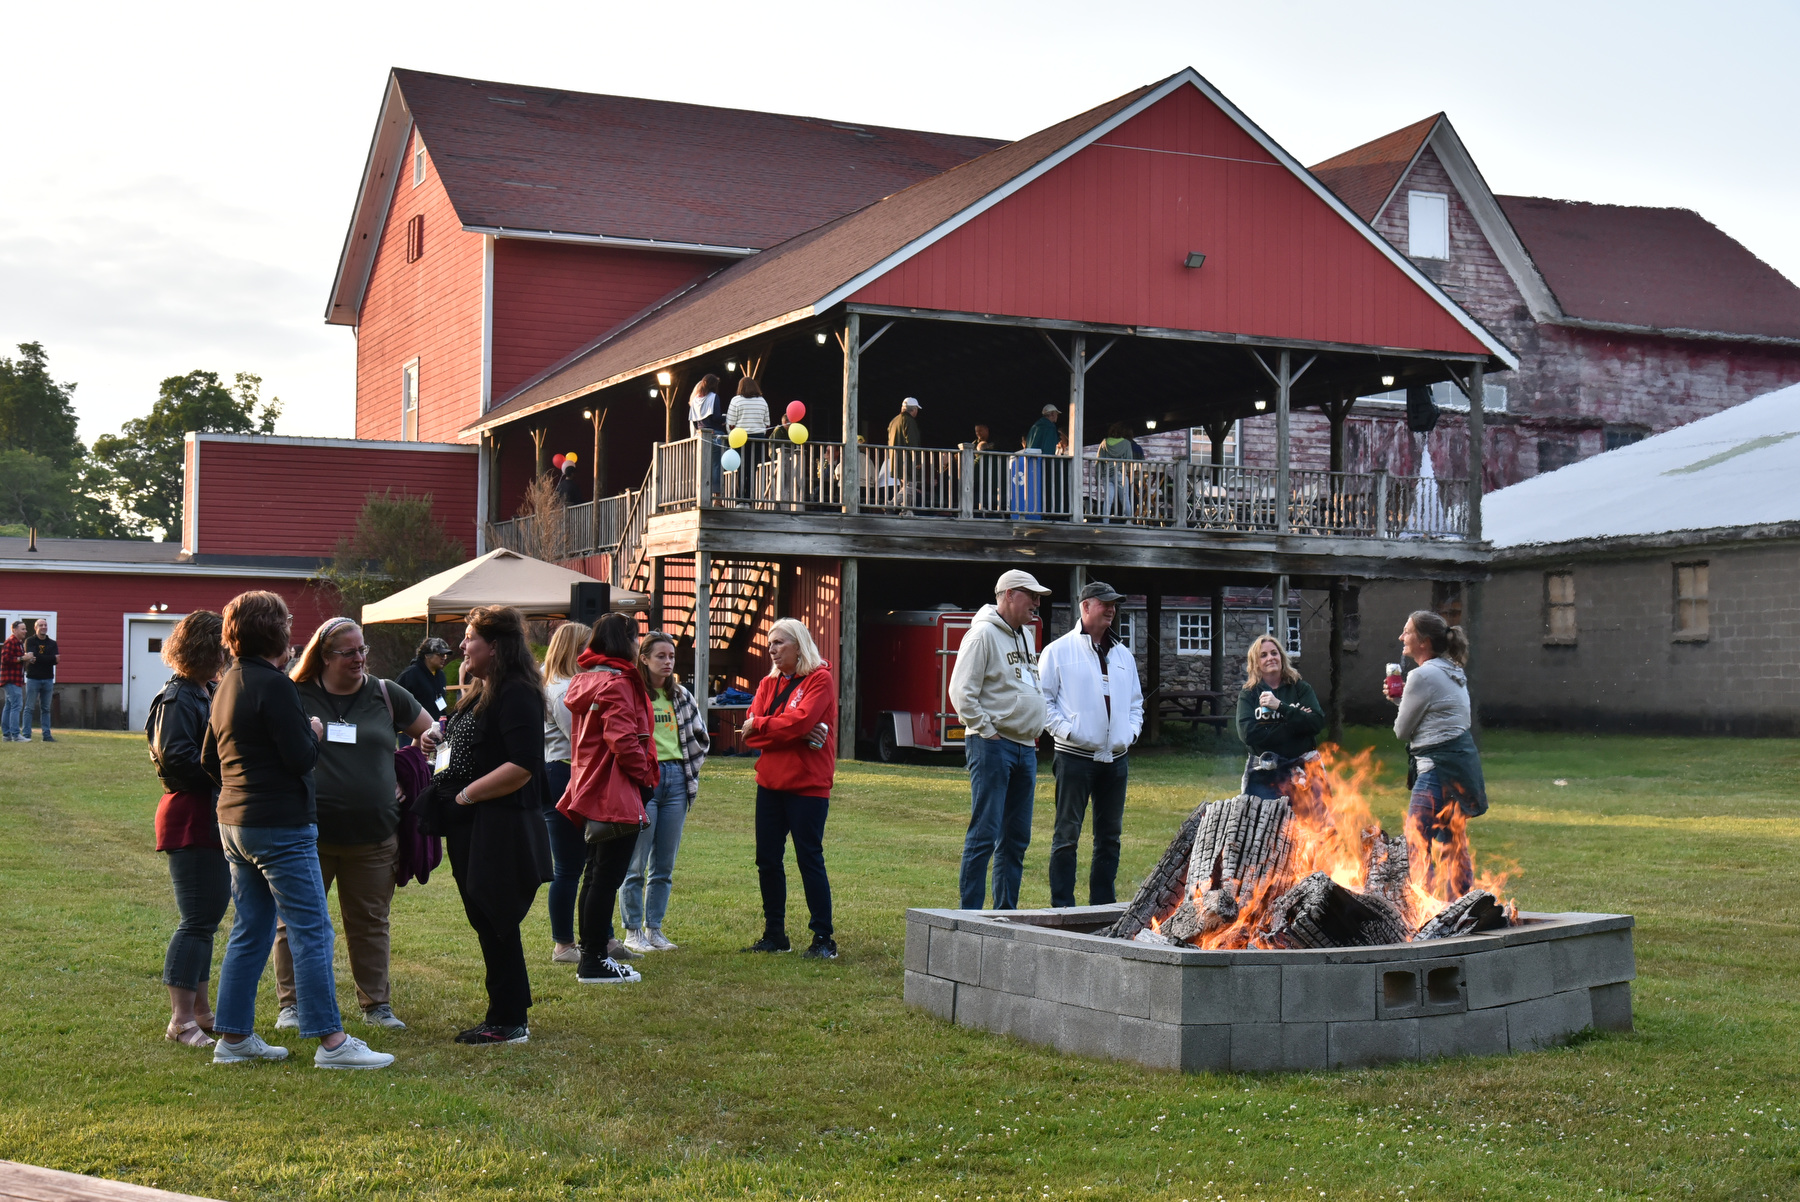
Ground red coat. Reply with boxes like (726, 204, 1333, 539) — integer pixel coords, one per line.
(743, 663, 838, 798)
(556, 651, 657, 828)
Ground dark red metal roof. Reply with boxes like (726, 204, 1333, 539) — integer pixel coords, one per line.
(1497, 196, 1800, 340)
(396, 69, 1004, 250)
(1308, 114, 1440, 222)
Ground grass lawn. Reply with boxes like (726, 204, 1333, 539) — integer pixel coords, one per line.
(1, 727, 1796, 1201)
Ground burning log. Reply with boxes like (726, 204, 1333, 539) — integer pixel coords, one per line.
(1262, 872, 1412, 949)
(1412, 890, 1511, 940)
(1101, 802, 1209, 940)
(1360, 828, 1413, 928)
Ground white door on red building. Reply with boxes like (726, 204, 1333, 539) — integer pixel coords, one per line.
(127, 618, 178, 732)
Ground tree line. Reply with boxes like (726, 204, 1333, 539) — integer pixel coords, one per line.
(0, 342, 280, 541)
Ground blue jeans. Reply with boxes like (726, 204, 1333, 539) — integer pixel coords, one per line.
(959, 736, 1037, 910)
(215, 823, 341, 1039)
(0, 683, 20, 739)
(163, 847, 231, 989)
(622, 761, 691, 931)
(540, 760, 586, 946)
(23, 679, 53, 737)
(1407, 770, 1473, 899)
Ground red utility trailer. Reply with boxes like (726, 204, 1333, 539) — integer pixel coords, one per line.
(860, 608, 1043, 762)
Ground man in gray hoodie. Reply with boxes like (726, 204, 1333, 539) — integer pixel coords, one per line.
(948, 569, 1051, 909)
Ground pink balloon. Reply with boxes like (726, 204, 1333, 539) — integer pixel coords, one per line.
(786, 400, 806, 423)
(552, 454, 566, 469)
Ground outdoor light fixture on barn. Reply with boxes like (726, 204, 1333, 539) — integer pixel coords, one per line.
(1184, 251, 1207, 268)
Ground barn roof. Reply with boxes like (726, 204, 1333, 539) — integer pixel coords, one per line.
(470, 70, 1516, 434)
(1308, 114, 1441, 222)
(1485, 382, 1800, 551)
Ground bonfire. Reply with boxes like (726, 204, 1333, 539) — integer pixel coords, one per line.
(1104, 746, 1518, 950)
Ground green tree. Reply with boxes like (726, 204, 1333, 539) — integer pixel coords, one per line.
(312, 491, 467, 677)
(0, 343, 85, 468)
(0, 450, 78, 534)
(88, 370, 280, 540)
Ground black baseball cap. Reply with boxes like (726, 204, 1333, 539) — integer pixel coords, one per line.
(1080, 581, 1125, 603)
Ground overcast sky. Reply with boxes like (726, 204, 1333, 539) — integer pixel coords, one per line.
(5, 0, 1795, 446)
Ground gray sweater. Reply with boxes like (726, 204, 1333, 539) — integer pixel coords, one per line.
(1392, 657, 1470, 772)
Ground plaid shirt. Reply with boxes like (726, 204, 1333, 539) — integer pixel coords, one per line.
(0, 637, 23, 688)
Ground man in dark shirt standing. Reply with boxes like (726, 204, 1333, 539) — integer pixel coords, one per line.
(22, 618, 58, 742)
(396, 636, 452, 745)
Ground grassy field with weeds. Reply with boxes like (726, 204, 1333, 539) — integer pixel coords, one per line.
(0, 727, 1795, 1201)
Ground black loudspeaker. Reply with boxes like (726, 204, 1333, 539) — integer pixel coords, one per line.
(1405, 384, 1441, 434)
(570, 581, 611, 626)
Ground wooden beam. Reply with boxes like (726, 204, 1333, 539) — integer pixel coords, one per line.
(693, 551, 711, 723)
(838, 556, 858, 760)
(841, 313, 860, 515)
(1209, 588, 1226, 707)
(1069, 334, 1086, 523)
(1145, 580, 1162, 746)
(1068, 565, 1087, 635)
(1328, 578, 1345, 746)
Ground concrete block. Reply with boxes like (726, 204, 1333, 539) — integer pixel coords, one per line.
(978, 935, 1037, 997)
(953, 983, 998, 1030)
(1465, 942, 1555, 1010)
(1229, 965, 1283, 1023)
(1589, 982, 1634, 1032)
(1082, 956, 1151, 1019)
(1282, 963, 1377, 1022)
(1280, 1022, 1329, 1071)
(904, 970, 955, 1021)
(1179, 1023, 1233, 1074)
(1229, 1022, 1326, 1072)
(1550, 930, 1636, 992)
(1148, 964, 1233, 1025)
(1055, 1003, 1122, 1060)
(927, 926, 982, 986)
(1017, 996, 1060, 1046)
(1035, 945, 1084, 1006)
(1507, 988, 1594, 1052)
(1119, 1015, 1182, 1071)
(1417, 1008, 1509, 1060)
(1329, 1019, 1420, 1069)
(904, 919, 929, 974)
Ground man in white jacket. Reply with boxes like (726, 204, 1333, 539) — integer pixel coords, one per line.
(948, 569, 1051, 910)
(1040, 580, 1143, 909)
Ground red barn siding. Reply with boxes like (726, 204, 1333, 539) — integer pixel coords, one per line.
(490, 240, 717, 401)
(355, 131, 485, 444)
(192, 437, 478, 558)
(0, 571, 334, 684)
(852, 85, 1491, 356)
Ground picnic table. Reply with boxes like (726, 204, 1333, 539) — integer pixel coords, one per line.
(1152, 689, 1233, 728)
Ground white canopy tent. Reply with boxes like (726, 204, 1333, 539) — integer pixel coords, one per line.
(361, 549, 649, 627)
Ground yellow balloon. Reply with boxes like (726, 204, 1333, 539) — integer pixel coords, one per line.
(728, 427, 748, 449)
(788, 422, 809, 445)
(563, 451, 578, 464)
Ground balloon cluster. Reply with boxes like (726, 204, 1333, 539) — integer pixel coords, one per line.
(552, 452, 579, 470)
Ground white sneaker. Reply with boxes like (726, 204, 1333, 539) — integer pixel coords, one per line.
(314, 1034, 395, 1070)
(274, 1006, 299, 1030)
(622, 928, 656, 954)
(212, 1033, 290, 1064)
(647, 928, 679, 951)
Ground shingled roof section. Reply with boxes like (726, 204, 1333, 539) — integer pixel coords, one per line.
(1497, 196, 1800, 342)
(396, 69, 1004, 251)
(1308, 114, 1441, 222)
(468, 82, 1160, 432)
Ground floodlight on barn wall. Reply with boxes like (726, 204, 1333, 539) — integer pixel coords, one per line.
(1184, 251, 1207, 269)
(656, 371, 673, 386)
(815, 332, 829, 345)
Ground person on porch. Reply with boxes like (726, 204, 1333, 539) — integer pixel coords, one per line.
(1025, 404, 1061, 455)
(1041, 580, 1143, 909)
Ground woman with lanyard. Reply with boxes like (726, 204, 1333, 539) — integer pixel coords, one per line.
(1388, 609, 1487, 897)
(277, 616, 440, 1032)
(1234, 634, 1325, 801)
(740, 619, 838, 960)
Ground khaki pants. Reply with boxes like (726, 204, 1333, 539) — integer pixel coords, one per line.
(274, 836, 398, 1011)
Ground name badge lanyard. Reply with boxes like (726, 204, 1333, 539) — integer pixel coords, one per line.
(322, 686, 359, 744)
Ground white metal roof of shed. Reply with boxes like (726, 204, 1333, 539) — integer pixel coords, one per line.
(1484, 382, 1800, 549)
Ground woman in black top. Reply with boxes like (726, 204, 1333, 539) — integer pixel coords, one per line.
(437, 605, 552, 1045)
(1234, 634, 1325, 800)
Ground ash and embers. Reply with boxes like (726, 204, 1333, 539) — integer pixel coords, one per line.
(1104, 747, 1517, 951)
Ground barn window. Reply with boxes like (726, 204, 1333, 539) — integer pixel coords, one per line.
(401, 359, 420, 441)
(1605, 424, 1648, 451)
(406, 214, 425, 263)
(1408, 191, 1451, 260)
(1189, 421, 1239, 465)
(1544, 572, 1577, 645)
(1266, 613, 1302, 656)
(412, 132, 427, 187)
(1176, 611, 1210, 654)
(1673, 562, 1709, 641)
(1113, 610, 1134, 652)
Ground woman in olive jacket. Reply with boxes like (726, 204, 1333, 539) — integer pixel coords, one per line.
(1234, 634, 1325, 800)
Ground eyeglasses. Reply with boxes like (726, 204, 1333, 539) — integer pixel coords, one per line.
(328, 646, 370, 659)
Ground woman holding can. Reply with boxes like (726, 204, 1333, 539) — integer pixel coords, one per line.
(1233, 633, 1324, 800)
(1388, 610, 1487, 897)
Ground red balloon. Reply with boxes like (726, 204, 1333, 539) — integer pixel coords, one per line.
(786, 400, 806, 423)
(552, 454, 566, 469)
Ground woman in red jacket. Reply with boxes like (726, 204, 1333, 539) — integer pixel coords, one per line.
(555, 614, 657, 985)
(741, 618, 838, 959)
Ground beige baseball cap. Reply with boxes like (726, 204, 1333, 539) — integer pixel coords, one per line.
(994, 569, 1052, 596)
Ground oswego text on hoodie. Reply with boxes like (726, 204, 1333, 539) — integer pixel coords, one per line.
(948, 604, 1047, 746)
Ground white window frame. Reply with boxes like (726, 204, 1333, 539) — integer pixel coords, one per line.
(1266, 613, 1302, 655)
(1189, 421, 1239, 466)
(1175, 611, 1210, 655)
(400, 359, 420, 441)
(1112, 610, 1134, 652)
(412, 132, 427, 187)
(1408, 191, 1450, 260)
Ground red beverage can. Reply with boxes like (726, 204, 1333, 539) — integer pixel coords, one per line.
(1384, 663, 1404, 699)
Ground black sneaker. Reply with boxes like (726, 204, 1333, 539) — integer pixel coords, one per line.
(741, 933, 792, 953)
(577, 955, 641, 984)
(802, 935, 839, 960)
(455, 1023, 529, 1045)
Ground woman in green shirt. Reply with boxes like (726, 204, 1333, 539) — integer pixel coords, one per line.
(619, 631, 710, 953)
(1234, 633, 1324, 800)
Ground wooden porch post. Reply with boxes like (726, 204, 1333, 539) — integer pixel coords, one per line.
(838, 557, 858, 759)
(1328, 577, 1345, 746)
(1209, 589, 1226, 713)
(651, 555, 666, 632)
(1466, 362, 1485, 736)
(1275, 350, 1291, 535)
(1145, 581, 1163, 745)
(1068, 565, 1087, 636)
(1069, 334, 1086, 521)
(842, 313, 861, 515)
(693, 552, 711, 723)
(1273, 574, 1289, 658)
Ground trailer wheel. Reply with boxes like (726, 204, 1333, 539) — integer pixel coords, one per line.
(876, 715, 902, 764)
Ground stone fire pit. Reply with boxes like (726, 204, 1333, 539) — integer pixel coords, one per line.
(903, 904, 1634, 1073)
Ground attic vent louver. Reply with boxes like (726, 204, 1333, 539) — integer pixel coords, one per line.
(488, 96, 527, 105)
